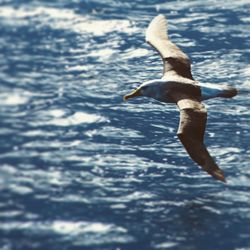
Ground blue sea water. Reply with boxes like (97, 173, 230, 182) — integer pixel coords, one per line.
(0, 0, 250, 249)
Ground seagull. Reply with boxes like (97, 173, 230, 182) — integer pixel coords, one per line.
(124, 14, 237, 182)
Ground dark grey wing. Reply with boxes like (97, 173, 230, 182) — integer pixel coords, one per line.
(146, 14, 194, 80)
(171, 93, 226, 182)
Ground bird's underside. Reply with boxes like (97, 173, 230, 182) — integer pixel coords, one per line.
(146, 15, 226, 182)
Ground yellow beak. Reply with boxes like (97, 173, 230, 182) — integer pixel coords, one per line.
(123, 88, 141, 101)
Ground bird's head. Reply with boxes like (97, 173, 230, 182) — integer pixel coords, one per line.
(123, 79, 167, 101)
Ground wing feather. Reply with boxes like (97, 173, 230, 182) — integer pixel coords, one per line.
(170, 92, 226, 182)
(146, 15, 194, 80)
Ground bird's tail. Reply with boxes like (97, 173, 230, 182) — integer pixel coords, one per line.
(217, 86, 237, 98)
(200, 83, 237, 100)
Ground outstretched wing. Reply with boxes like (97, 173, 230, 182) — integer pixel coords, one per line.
(171, 92, 226, 182)
(146, 14, 194, 80)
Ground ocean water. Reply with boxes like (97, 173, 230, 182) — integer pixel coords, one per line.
(0, 0, 250, 249)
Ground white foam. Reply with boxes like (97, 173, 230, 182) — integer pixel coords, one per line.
(0, 220, 127, 236)
(88, 48, 115, 59)
(49, 112, 104, 126)
(66, 65, 92, 72)
(155, 242, 178, 249)
(48, 109, 65, 118)
(122, 48, 149, 60)
(1, 93, 29, 106)
(0, 6, 137, 35)
(51, 221, 128, 235)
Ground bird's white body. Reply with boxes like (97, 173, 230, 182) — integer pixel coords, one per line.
(140, 79, 173, 102)
(139, 79, 236, 103)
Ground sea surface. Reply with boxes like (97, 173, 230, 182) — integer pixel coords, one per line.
(0, 0, 250, 249)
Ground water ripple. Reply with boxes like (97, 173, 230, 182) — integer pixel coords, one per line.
(0, 0, 250, 249)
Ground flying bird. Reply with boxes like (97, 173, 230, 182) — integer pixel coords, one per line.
(124, 15, 237, 182)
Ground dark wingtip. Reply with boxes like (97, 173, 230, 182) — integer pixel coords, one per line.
(211, 169, 226, 183)
(202, 161, 226, 183)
